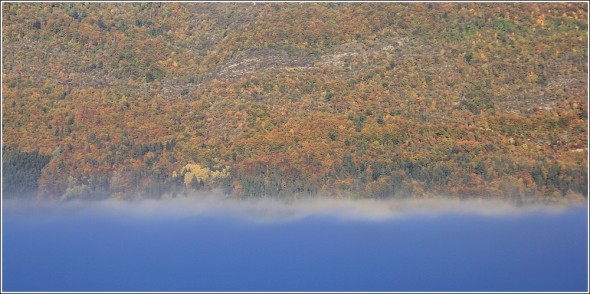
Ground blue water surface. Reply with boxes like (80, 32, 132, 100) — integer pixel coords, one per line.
(2, 202, 588, 292)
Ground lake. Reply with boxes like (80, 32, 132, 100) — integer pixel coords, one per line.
(2, 197, 588, 292)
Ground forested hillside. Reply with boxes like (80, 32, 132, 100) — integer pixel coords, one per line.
(2, 2, 588, 203)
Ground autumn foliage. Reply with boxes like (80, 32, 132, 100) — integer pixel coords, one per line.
(2, 2, 588, 203)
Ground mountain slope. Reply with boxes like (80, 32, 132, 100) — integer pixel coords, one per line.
(2, 2, 588, 202)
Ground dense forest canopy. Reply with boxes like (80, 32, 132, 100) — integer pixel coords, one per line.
(1, 2, 588, 203)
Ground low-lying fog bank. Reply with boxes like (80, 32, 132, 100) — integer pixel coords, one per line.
(3, 193, 586, 222)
